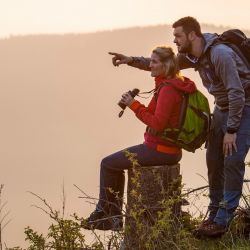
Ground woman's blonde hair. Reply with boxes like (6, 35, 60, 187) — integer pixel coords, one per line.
(152, 46, 182, 79)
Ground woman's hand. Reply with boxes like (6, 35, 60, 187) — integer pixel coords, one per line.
(120, 92, 135, 107)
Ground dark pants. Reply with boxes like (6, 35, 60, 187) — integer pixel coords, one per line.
(97, 143, 182, 215)
(207, 106, 250, 225)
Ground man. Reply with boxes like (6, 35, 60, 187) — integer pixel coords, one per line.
(109, 16, 250, 237)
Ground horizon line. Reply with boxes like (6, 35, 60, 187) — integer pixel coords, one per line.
(0, 22, 248, 41)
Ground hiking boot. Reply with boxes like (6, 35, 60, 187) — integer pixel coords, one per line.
(196, 221, 227, 237)
(198, 219, 214, 228)
(194, 219, 214, 237)
(81, 209, 123, 231)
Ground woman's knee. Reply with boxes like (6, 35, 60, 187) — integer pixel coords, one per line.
(100, 154, 126, 173)
(101, 156, 113, 171)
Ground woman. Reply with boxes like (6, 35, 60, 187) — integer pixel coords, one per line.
(82, 46, 197, 231)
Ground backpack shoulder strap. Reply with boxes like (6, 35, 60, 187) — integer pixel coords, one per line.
(204, 41, 236, 83)
(154, 82, 169, 99)
(204, 40, 219, 70)
(207, 37, 250, 71)
(155, 82, 188, 129)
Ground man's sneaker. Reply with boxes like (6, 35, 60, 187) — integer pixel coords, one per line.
(81, 209, 123, 231)
(196, 221, 227, 238)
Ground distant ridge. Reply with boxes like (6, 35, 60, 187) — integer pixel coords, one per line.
(1, 23, 249, 41)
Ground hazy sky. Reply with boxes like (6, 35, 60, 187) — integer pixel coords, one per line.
(1, 1, 250, 247)
(0, 0, 249, 38)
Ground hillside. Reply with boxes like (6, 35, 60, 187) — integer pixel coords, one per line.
(0, 24, 249, 247)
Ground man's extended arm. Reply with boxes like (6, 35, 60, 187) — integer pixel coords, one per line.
(109, 52, 150, 71)
(109, 52, 193, 71)
(127, 56, 151, 71)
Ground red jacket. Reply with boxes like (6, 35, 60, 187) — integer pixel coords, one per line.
(129, 76, 197, 153)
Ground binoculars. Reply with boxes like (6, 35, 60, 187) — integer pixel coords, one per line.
(118, 88, 140, 117)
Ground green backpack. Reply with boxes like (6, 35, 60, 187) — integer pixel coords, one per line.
(149, 83, 211, 153)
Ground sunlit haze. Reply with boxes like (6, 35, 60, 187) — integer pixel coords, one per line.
(1, 0, 250, 248)
(0, 0, 249, 38)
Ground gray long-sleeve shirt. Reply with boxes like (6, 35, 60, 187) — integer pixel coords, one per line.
(128, 33, 250, 131)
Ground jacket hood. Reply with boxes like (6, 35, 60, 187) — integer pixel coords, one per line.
(202, 33, 218, 54)
(183, 33, 218, 63)
(155, 76, 197, 94)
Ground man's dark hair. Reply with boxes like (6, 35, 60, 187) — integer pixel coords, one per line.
(172, 16, 202, 37)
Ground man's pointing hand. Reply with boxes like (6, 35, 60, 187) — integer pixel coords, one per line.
(109, 52, 133, 66)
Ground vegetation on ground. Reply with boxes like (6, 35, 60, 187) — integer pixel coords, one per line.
(2, 159, 250, 249)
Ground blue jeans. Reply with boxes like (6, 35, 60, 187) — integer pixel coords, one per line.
(97, 144, 182, 215)
(206, 106, 250, 226)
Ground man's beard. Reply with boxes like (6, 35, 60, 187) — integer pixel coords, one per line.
(178, 40, 192, 54)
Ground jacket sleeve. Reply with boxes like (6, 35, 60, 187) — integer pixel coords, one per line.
(126, 53, 195, 71)
(129, 86, 179, 131)
(211, 44, 245, 131)
(127, 56, 151, 71)
(177, 54, 196, 70)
